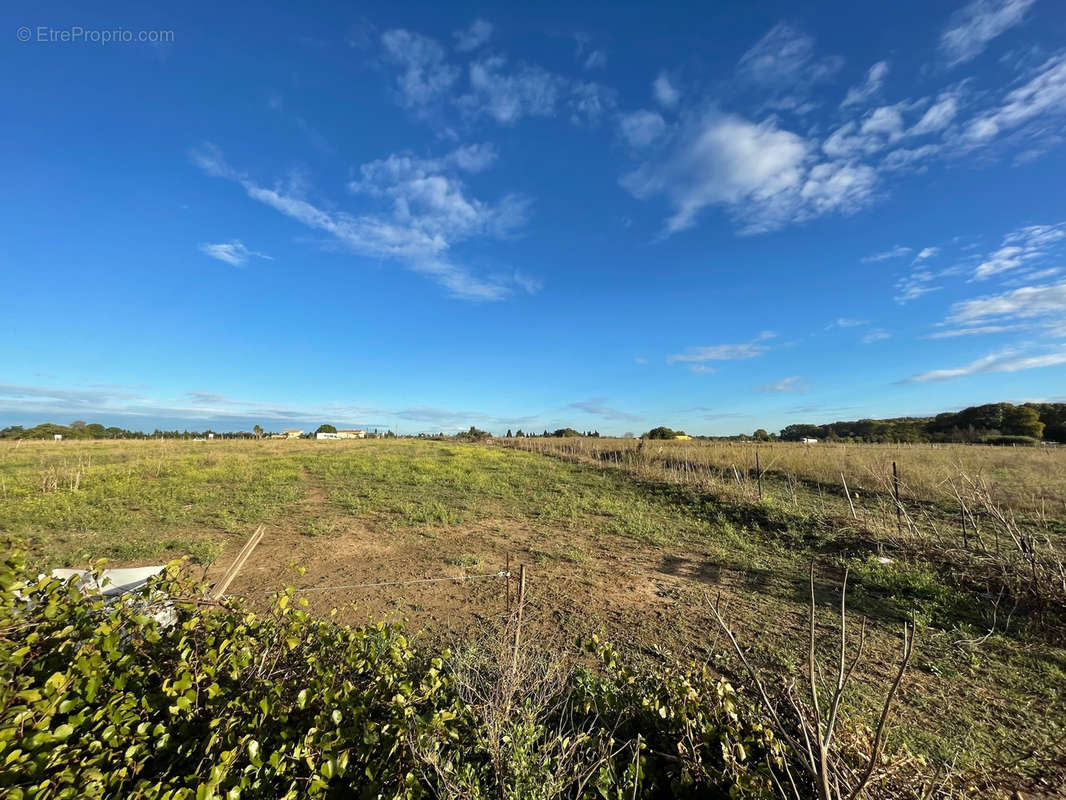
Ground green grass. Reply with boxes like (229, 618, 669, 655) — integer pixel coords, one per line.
(1, 437, 1063, 794)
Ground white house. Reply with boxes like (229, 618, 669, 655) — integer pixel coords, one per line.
(53, 434, 63, 440)
(316, 432, 340, 440)
(801, 437, 818, 444)
(336, 429, 366, 439)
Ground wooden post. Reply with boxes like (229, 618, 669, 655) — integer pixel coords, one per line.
(893, 461, 902, 536)
(960, 501, 968, 550)
(512, 565, 527, 672)
(505, 553, 511, 612)
(755, 451, 763, 500)
(841, 472, 857, 520)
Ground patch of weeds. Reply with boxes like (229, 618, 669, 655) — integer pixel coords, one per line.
(445, 553, 482, 569)
(849, 556, 974, 628)
(188, 539, 225, 566)
(305, 518, 340, 537)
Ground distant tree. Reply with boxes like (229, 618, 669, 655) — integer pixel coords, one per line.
(70, 421, 87, 430)
(253, 424, 264, 440)
(315, 424, 337, 434)
(753, 428, 771, 442)
(506, 429, 513, 438)
(514, 429, 524, 437)
(552, 428, 582, 437)
(1002, 405, 1044, 439)
(645, 426, 683, 440)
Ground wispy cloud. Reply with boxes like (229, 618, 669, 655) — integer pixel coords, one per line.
(618, 110, 666, 148)
(199, 240, 271, 267)
(191, 143, 537, 301)
(830, 317, 866, 328)
(841, 60, 889, 108)
(736, 23, 843, 110)
(453, 19, 493, 52)
(862, 245, 912, 262)
(903, 346, 1066, 383)
(947, 281, 1066, 323)
(926, 323, 1026, 338)
(757, 375, 806, 392)
(962, 53, 1066, 144)
(568, 397, 640, 421)
(940, 0, 1035, 67)
(380, 29, 460, 110)
(653, 72, 680, 108)
(861, 328, 892, 343)
(668, 331, 776, 368)
(973, 222, 1066, 279)
(914, 246, 940, 262)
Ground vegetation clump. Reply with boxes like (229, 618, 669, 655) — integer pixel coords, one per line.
(0, 551, 918, 799)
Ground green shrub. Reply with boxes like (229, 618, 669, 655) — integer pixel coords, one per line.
(0, 549, 840, 799)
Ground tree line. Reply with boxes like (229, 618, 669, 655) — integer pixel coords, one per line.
(777, 402, 1066, 444)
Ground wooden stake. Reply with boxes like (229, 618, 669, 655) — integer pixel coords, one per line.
(756, 451, 763, 500)
(505, 553, 511, 612)
(841, 472, 857, 520)
(892, 461, 902, 536)
(210, 524, 264, 600)
(512, 564, 527, 673)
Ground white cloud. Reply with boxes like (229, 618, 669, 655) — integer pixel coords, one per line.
(757, 375, 806, 392)
(914, 246, 940, 262)
(192, 144, 536, 301)
(895, 270, 942, 303)
(459, 57, 565, 123)
(974, 222, 1066, 279)
(584, 49, 607, 70)
(618, 110, 666, 147)
(962, 53, 1066, 142)
(926, 323, 1026, 338)
(668, 331, 776, 366)
(380, 29, 460, 108)
(622, 113, 876, 234)
(199, 240, 271, 266)
(881, 144, 943, 171)
(909, 92, 960, 136)
(861, 328, 892, 343)
(904, 346, 1066, 383)
(569, 81, 617, 125)
(948, 281, 1066, 322)
(832, 317, 866, 328)
(453, 19, 493, 52)
(940, 0, 1036, 66)
(736, 23, 843, 103)
(841, 61, 890, 108)
(653, 72, 680, 108)
(862, 245, 912, 262)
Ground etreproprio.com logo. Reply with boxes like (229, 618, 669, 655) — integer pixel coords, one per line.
(17, 26, 175, 44)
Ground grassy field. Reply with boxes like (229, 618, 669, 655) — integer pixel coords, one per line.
(1, 437, 1064, 796)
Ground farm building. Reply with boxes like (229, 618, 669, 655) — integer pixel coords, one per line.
(53, 434, 63, 440)
(284, 429, 303, 439)
(801, 437, 818, 444)
(316, 432, 340, 440)
(336, 429, 366, 439)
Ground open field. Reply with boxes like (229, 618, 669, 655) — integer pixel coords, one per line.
(2, 437, 1065, 795)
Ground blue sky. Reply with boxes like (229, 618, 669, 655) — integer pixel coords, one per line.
(3, 0, 1066, 435)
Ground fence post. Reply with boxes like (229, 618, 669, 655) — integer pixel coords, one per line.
(512, 565, 527, 673)
(893, 461, 901, 536)
(756, 451, 763, 500)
